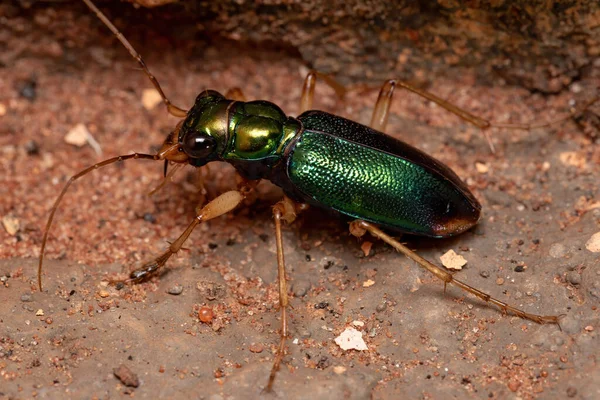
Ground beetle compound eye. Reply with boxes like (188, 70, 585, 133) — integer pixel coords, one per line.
(182, 133, 216, 159)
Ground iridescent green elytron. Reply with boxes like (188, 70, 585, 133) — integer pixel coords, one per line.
(177, 92, 480, 237)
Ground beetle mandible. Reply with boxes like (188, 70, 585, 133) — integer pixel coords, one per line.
(38, 0, 587, 392)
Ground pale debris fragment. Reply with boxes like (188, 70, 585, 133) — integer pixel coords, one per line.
(586, 232, 600, 253)
(334, 327, 368, 351)
(36, 309, 44, 316)
(440, 249, 467, 270)
(352, 320, 365, 327)
(362, 279, 375, 287)
(559, 151, 586, 168)
(333, 366, 347, 374)
(2, 215, 20, 236)
(475, 162, 489, 173)
(65, 123, 102, 155)
(141, 88, 162, 110)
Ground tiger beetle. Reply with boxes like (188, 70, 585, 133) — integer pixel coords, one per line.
(38, 0, 598, 392)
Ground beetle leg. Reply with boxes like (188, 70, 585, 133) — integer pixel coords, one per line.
(122, 191, 245, 284)
(370, 80, 396, 132)
(300, 71, 347, 113)
(266, 196, 308, 392)
(349, 220, 561, 325)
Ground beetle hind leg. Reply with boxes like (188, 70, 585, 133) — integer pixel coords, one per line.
(349, 220, 560, 325)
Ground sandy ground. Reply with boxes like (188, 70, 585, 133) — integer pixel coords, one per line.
(1, 4, 600, 400)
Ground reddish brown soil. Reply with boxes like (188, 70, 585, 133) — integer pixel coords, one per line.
(1, 4, 599, 400)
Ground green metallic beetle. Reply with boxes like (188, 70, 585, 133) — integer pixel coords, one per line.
(38, 0, 562, 392)
(176, 90, 480, 238)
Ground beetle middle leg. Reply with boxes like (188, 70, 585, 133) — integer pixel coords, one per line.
(300, 71, 347, 113)
(349, 220, 560, 325)
(266, 196, 308, 392)
(122, 191, 245, 284)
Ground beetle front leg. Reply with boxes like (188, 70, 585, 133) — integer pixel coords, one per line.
(265, 196, 308, 392)
(122, 191, 245, 284)
(349, 220, 561, 325)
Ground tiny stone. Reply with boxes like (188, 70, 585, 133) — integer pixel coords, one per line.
(45, 317, 53, 325)
(333, 366, 347, 374)
(514, 265, 525, 273)
(376, 301, 387, 312)
(567, 271, 581, 286)
(141, 88, 162, 110)
(508, 379, 521, 392)
(168, 284, 183, 295)
(24, 140, 39, 155)
(2, 215, 20, 236)
(35, 309, 44, 316)
(98, 290, 109, 298)
(20, 294, 32, 302)
(585, 232, 600, 253)
(480, 271, 490, 278)
(198, 306, 214, 323)
(292, 280, 311, 297)
(496, 278, 505, 285)
(19, 79, 37, 101)
(143, 213, 156, 223)
(113, 364, 140, 388)
(248, 343, 264, 353)
(566, 387, 577, 397)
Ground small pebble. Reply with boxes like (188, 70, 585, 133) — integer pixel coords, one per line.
(248, 343, 264, 353)
(440, 249, 467, 270)
(508, 379, 521, 392)
(585, 232, 600, 253)
(566, 387, 577, 398)
(334, 327, 368, 351)
(496, 278, 505, 285)
(20, 294, 32, 302)
(198, 306, 214, 323)
(566, 271, 581, 286)
(45, 317, 53, 325)
(143, 213, 156, 223)
(167, 284, 183, 295)
(98, 290, 109, 298)
(141, 88, 162, 110)
(2, 215, 20, 236)
(480, 271, 490, 278)
(113, 364, 140, 388)
(292, 280, 311, 297)
(24, 140, 40, 155)
(333, 366, 347, 374)
(35, 309, 44, 316)
(375, 301, 387, 312)
(19, 79, 37, 101)
(362, 279, 375, 287)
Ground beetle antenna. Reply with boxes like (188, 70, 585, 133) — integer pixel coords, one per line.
(38, 153, 159, 291)
(81, 0, 187, 118)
